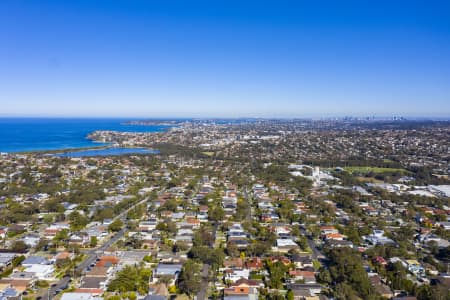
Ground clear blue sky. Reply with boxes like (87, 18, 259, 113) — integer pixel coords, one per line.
(1, 0, 449, 118)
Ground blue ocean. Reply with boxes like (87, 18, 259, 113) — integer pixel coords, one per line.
(0, 118, 171, 153)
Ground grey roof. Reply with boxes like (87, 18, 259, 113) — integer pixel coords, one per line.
(80, 276, 107, 289)
(0, 287, 18, 298)
(143, 296, 167, 300)
(22, 256, 49, 265)
(175, 235, 192, 241)
(0, 253, 16, 264)
(287, 283, 324, 290)
(9, 271, 35, 279)
(154, 263, 182, 276)
(224, 296, 256, 300)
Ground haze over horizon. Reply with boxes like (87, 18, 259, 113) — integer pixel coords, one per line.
(1, 0, 450, 118)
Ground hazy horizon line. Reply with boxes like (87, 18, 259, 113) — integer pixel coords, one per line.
(1, 114, 449, 121)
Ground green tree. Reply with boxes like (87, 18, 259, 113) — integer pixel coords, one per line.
(90, 236, 98, 247)
(93, 207, 115, 222)
(193, 226, 214, 247)
(126, 235, 143, 249)
(35, 238, 49, 251)
(325, 248, 374, 299)
(226, 242, 240, 257)
(43, 198, 64, 213)
(68, 210, 89, 231)
(178, 260, 201, 298)
(11, 240, 28, 252)
(209, 206, 225, 222)
(416, 284, 433, 300)
(107, 265, 151, 294)
(343, 225, 362, 244)
(12, 255, 25, 267)
(43, 214, 54, 225)
(173, 241, 190, 253)
(108, 219, 123, 232)
(161, 198, 178, 212)
(266, 261, 288, 289)
(235, 198, 250, 221)
(286, 289, 294, 300)
(128, 292, 137, 300)
(54, 229, 69, 247)
(156, 220, 177, 234)
(189, 246, 224, 270)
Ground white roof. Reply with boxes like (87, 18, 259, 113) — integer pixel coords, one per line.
(277, 239, 298, 247)
(25, 264, 54, 273)
(61, 293, 103, 300)
(408, 190, 436, 197)
(429, 185, 450, 197)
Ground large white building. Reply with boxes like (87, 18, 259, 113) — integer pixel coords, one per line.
(428, 185, 450, 197)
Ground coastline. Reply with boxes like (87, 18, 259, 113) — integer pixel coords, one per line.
(54, 146, 159, 157)
(0, 118, 174, 153)
(20, 145, 110, 155)
(10, 145, 159, 157)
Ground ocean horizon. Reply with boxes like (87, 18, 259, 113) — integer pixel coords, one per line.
(0, 118, 172, 153)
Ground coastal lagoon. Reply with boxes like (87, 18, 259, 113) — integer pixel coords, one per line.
(55, 147, 159, 157)
(0, 118, 171, 153)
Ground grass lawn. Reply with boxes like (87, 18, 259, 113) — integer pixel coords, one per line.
(383, 159, 396, 163)
(356, 176, 385, 184)
(345, 166, 409, 174)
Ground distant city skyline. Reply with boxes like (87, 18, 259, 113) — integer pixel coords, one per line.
(1, 0, 449, 117)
